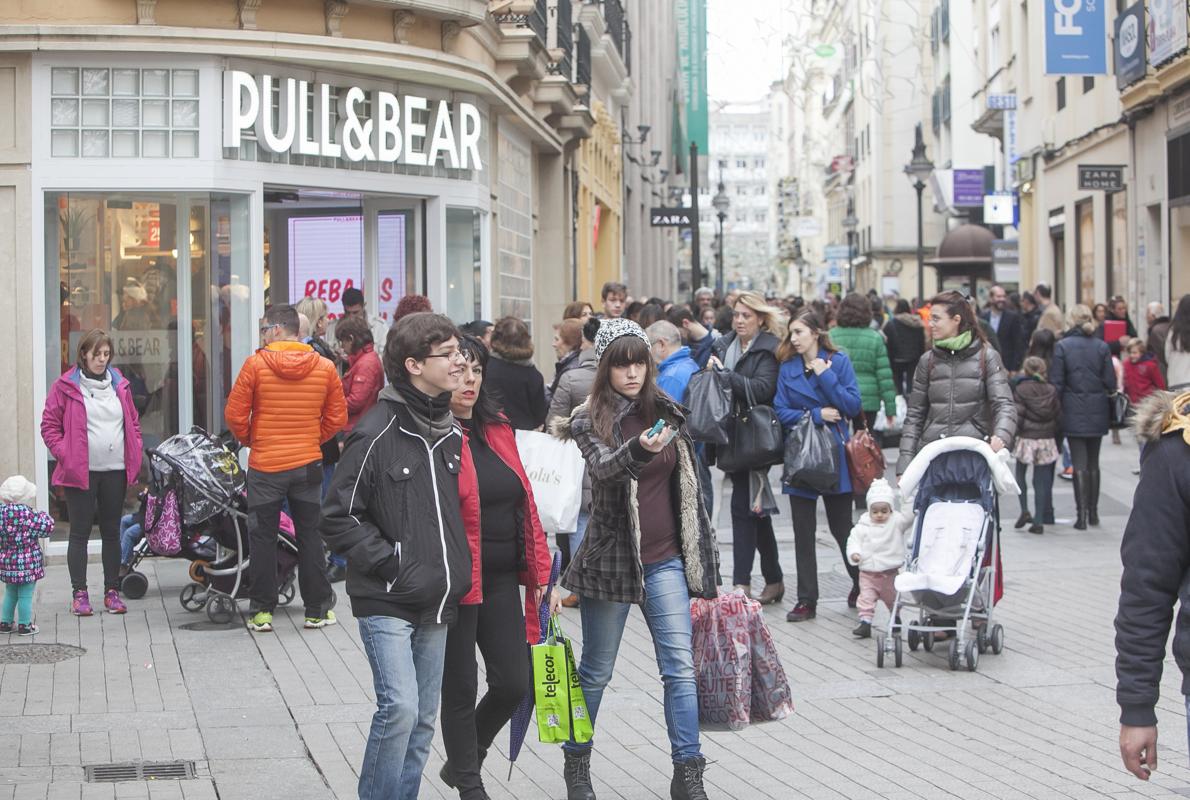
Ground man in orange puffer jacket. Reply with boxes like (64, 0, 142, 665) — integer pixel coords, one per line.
(225, 304, 347, 632)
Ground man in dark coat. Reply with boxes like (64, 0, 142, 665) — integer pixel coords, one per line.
(1116, 390, 1190, 783)
(980, 285, 1026, 372)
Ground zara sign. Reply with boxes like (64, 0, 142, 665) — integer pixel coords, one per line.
(222, 70, 484, 170)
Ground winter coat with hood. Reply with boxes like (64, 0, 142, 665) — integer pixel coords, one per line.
(320, 383, 473, 625)
(883, 312, 927, 366)
(1012, 375, 1061, 440)
(41, 365, 143, 490)
(897, 338, 1017, 474)
(829, 325, 897, 415)
(547, 347, 596, 425)
(0, 504, 54, 584)
(224, 340, 347, 473)
(342, 342, 385, 433)
(845, 508, 914, 573)
(486, 352, 548, 431)
(552, 393, 720, 605)
(457, 417, 552, 643)
(1115, 390, 1190, 727)
(1050, 326, 1116, 438)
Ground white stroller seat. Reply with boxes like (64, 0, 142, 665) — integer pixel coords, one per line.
(894, 502, 986, 597)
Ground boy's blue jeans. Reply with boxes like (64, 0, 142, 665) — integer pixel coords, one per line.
(119, 514, 143, 565)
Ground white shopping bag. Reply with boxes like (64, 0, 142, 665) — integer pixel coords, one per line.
(515, 430, 584, 533)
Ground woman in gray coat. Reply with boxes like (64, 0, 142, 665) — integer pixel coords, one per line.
(897, 291, 1018, 475)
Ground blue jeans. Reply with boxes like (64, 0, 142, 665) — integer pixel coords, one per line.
(563, 557, 701, 763)
(356, 616, 448, 800)
(119, 515, 142, 565)
(570, 510, 590, 558)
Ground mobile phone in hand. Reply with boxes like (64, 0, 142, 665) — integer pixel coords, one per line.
(648, 419, 666, 438)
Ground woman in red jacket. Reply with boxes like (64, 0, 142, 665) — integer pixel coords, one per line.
(334, 315, 386, 433)
(439, 334, 557, 800)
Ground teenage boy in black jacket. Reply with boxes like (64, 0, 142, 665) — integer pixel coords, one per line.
(1116, 390, 1190, 782)
(321, 312, 472, 800)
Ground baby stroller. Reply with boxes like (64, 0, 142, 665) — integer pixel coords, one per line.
(876, 437, 1019, 672)
(126, 428, 301, 625)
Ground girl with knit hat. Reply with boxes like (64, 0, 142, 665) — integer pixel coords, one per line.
(0, 476, 54, 636)
(845, 478, 914, 639)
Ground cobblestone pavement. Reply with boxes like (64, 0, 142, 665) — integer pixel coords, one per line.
(3, 431, 1189, 799)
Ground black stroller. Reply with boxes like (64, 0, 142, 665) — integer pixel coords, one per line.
(126, 428, 303, 625)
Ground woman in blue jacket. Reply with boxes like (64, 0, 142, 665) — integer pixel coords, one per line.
(774, 309, 863, 622)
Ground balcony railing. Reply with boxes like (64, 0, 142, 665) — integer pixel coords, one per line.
(494, 0, 548, 48)
(575, 24, 592, 86)
(603, 0, 625, 58)
(548, 0, 574, 78)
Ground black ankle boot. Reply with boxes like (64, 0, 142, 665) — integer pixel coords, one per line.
(440, 747, 487, 789)
(1072, 471, 1089, 530)
(564, 751, 596, 800)
(1014, 511, 1032, 529)
(670, 756, 709, 800)
(1087, 469, 1101, 526)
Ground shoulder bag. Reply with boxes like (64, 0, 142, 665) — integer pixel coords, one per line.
(716, 380, 784, 474)
(844, 415, 885, 495)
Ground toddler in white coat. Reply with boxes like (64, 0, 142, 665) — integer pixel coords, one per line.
(846, 479, 913, 639)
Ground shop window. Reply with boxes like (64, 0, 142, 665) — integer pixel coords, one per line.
(50, 68, 199, 158)
(445, 209, 483, 324)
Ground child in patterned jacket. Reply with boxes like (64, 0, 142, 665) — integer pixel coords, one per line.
(0, 476, 54, 636)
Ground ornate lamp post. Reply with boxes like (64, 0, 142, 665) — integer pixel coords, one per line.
(903, 123, 935, 306)
(712, 180, 730, 297)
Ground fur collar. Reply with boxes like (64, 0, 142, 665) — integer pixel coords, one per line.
(1134, 391, 1190, 445)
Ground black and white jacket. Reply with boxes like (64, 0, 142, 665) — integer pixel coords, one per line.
(553, 394, 720, 604)
(320, 400, 472, 626)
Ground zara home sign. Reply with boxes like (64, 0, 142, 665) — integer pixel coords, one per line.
(222, 70, 483, 170)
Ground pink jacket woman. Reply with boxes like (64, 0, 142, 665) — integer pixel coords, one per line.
(41, 366, 143, 490)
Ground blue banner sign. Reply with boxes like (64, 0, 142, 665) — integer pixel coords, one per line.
(1045, 0, 1107, 75)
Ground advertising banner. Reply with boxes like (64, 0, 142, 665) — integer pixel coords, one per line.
(953, 169, 986, 207)
(1148, 0, 1189, 66)
(1115, 1, 1147, 87)
(676, 0, 708, 152)
(1045, 0, 1107, 75)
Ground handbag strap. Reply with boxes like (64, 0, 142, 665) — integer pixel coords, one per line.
(743, 378, 756, 411)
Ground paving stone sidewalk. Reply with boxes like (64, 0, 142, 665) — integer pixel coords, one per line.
(3, 430, 1189, 799)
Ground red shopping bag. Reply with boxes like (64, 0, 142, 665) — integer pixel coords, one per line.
(746, 608, 794, 721)
(690, 592, 753, 730)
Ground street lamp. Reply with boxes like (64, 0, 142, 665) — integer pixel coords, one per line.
(712, 179, 730, 297)
(903, 122, 935, 306)
(842, 198, 859, 293)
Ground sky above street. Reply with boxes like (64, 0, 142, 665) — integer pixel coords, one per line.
(706, 0, 791, 106)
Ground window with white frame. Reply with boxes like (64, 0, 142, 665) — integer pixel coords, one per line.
(50, 67, 200, 158)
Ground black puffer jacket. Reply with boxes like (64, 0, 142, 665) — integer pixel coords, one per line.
(897, 340, 1017, 473)
(883, 313, 927, 365)
(1115, 391, 1190, 727)
(711, 330, 780, 410)
(1051, 326, 1116, 438)
(320, 399, 472, 625)
(1012, 376, 1060, 440)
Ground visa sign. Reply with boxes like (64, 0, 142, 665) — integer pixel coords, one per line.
(1045, 0, 1107, 75)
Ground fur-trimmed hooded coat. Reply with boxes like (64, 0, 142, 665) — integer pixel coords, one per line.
(1115, 390, 1190, 727)
(552, 393, 720, 604)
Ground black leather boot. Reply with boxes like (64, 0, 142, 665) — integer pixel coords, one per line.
(1087, 469, 1101, 526)
(440, 747, 487, 789)
(1072, 471, 1089, 530)
(670, 757, 710, 800)
(564, 751, 596, 800)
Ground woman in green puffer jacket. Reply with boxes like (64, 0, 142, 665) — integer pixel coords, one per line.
(830, 293, 898, 443)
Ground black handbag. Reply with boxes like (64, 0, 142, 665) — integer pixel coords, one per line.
(715, 380, 784, 474)
(1108, 391, 1131, 429)
(781, 414, 840, 494)
(685, 368, 733, 445)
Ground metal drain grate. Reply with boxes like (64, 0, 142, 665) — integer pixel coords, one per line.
(85, 761, 196, 782)
(0, 643, 86, 664)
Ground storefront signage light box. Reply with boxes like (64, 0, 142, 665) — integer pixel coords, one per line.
(1077, 164, 1125, 191)
(650, 207, 694, 227)
(222, 70, 484, 170)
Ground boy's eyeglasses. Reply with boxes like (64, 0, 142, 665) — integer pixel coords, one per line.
(423, 349, 465, 363)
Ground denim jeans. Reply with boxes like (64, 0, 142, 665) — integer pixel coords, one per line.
(356, 615, 448, 800)
(562, 557, 701, 763)
(119, 515, 142, 565)
(570, 510, 591, 558)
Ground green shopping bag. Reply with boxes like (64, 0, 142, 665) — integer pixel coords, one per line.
(563, 632, 593, 743)
(533, 617, 571, 743)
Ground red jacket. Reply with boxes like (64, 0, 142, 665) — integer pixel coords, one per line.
(1123, 354, 1166, 405)
(458, 418, 552, 644)
(342, 343, 385, 432)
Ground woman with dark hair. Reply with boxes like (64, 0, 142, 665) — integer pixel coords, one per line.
(897, 291, 1017, 475)
(1027, 328, 1057, 366)
(552, 319, 719, 800)
(563, 301, 594, 322)
(1051, 304, 1116, 530)
(624, 301, 645, 322)
(1166, 294, 1190, 390)
(774, 310, 863, 621)
(335, 315, 385, 434)
(485, 316, 548, 431)
(831, 293, 897, 450)
(637, 303, 666, 330)
(439, 335, 554, 800)
(41, 329, 144, 616)
(1093, 303, 1109, 324)
(883, 298, 927, 398)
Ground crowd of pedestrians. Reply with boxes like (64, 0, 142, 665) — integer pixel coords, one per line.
(12, 274, 1190, 799)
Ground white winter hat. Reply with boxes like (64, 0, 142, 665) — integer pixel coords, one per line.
(865, 478, 896, 510)
(0, 476, 37, 506)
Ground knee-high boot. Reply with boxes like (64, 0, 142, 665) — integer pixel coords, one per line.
(1072, 471, 1089, 531)
(1087, 469, 1101, 526)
